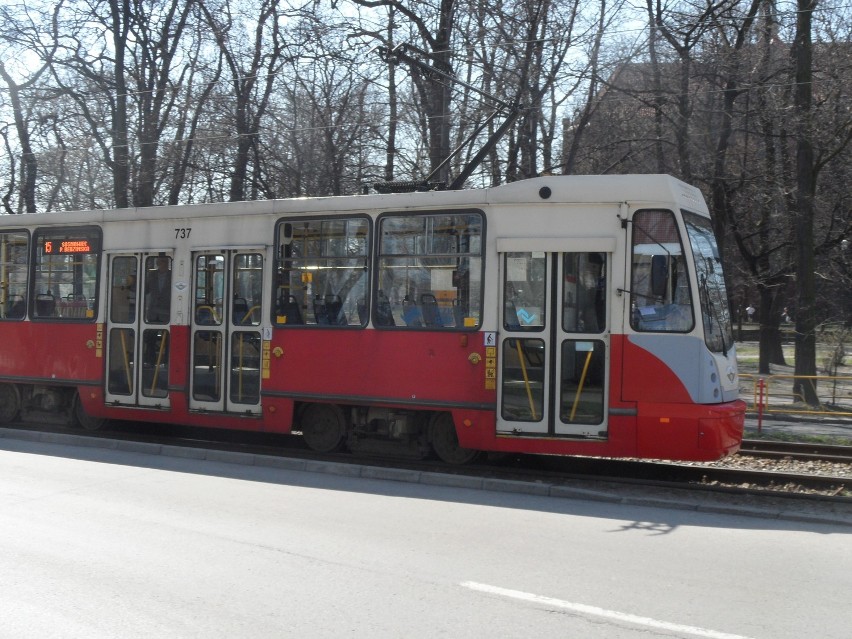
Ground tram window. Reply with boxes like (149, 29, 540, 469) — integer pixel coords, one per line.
(0, 231, 29, 320)
(503, 252, 546, 331)
(145, 255, 172, 324)
(377, 210, 483, 329)
(560, 340, 605, 425)
(562, 253, 606, 334)
(233, 254, 263, 326)
(629, 210, 694, 333)
(684, 211, 733, 353)
(193, 255, 224, 325)
(274, 217, 369, 327)
(501, 338, 545, 421)
(110, 256, 138, 324)
(32, 226, 101, 320)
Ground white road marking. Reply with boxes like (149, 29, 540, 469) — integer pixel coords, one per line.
(460, 581, 755, 639)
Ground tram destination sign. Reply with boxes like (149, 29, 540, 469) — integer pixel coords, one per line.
(42, 238, 95, 255)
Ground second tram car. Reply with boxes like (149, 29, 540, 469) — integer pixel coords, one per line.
(0, 175, 745, 462)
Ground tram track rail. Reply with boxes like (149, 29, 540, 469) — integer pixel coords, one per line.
(739, 439, 852, 464)
(3, 421, 850, 504)
(502, 455, 852, 501)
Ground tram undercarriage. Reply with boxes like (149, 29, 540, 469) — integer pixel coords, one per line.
(297, 403, 478, 465)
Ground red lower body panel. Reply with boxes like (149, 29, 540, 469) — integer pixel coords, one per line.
(1, 323, 744, 461)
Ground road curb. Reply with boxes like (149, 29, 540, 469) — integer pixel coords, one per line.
(1, 426, 849, 527)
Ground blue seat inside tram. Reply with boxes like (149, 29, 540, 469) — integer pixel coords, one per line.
(420, 293, 443, 327)
(195, 305, 218, 325)
(402, 297, 422, 326)
(232, 297, 249, 324)
(5, 294, 25, 319)
(35, 293, 55, 317)
(314, 294, 345, 325)
(374, 291, 395, 326)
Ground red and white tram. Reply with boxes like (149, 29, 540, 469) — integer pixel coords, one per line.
(0, 175, 745, 462)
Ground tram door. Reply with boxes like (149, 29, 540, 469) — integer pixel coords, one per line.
(496, 246, 611, 438)
(189, 251, 264, 415)
(105, 253, 173, 408)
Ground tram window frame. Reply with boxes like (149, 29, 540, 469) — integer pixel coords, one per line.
(683, 210, 733, 353)
(375, 209, 484, 330)
(273, 215, 371, 328)
(629, 209, 695, 333)
(31, 226, 102, 321)
(503, 252, 547, 332)
(0, 229, 29, 321)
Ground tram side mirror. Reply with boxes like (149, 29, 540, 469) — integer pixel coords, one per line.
(651, 255, 668, 298)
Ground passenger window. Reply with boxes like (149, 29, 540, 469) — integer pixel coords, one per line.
(233, 253, 263, 326)
(377, 211, 483, 329)
(0, 230, 29, 320)
(194, 254, 224, 325)
(145, 255, 173, 324)
(110, 256, 138, 324)
(503, 252, 547, 331)
(274, 217, 369, 327)
(562, 252, 606, 334)
(32, 227, 101, 320)
(629, 210, 694, 333)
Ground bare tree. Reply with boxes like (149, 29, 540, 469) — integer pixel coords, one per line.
(42, 0, 134, 208)
(0, 125, 17, 214)
(127, 0, 201, 207)
(199, 0, 294, 202)
(263, 25, 385, 197)
(791, 0, 818, 404)
(0, 2, 59, 212)
(646, 0, 730, 182)
(0, 62, 41, 213)
(163, 35, 224, 205)
(560, 0, 614, 175)
(348, 0, 457, 184)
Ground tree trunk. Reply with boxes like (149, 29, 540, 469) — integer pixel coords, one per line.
(791, 0, 819, 406)
(0, 63, 36, 213)
(110, 0, 130, 209)
(758, 285, 786, 373)
(384, 10, 397, 183)
(427, 0, 455, 183)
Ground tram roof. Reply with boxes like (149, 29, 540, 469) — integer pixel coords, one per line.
(0, 174, 708, 227)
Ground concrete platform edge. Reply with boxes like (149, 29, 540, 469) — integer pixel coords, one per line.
(1, 427, 849, 527)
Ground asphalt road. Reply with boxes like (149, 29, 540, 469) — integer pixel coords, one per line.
(1, 434, 850, 639)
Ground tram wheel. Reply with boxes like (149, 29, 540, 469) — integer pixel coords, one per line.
(429, 413, 478, 465)
(0, 383, 21, 423)
(301, 403, 347, 453)
(73, 393, 106, 431)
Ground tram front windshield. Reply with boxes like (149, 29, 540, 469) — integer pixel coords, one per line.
(683, 211, 733, 354)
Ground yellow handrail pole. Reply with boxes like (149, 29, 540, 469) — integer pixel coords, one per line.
(119, 330, 132, 392)
(514, 339, 537, 420)
(242, 305, 260, 325)
(237, 333, 244, 401)
(196, 305, 220, 324)
(214, 333, 221, 398)
(150, 330, 168, 395)
(569, 350, 594, 422)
